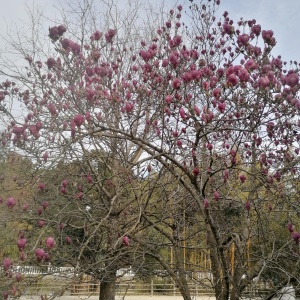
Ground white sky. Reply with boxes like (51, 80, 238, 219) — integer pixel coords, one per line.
(0, 0, 299, 62)
(219, 0, 300, 62)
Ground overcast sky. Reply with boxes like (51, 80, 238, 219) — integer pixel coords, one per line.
(219, 0, 300, 61)
(0, 0, 299, 63)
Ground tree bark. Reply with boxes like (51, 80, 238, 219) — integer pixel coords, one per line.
(173, 246, 192, 300)
(99, 271, 117, 300)
(207, 228, 230, 300)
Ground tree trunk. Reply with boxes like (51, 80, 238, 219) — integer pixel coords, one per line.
(173, 246, 192, 300)
(229, 286, 240, 300)
(99, 271, 117, 300)
(176, 269, 192, 300)
(230, 240, 247, 300)
(207, 228, 230, 300)
(209, 244, 225, 300)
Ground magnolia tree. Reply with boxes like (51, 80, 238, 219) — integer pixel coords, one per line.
(1, 0, 300, 299)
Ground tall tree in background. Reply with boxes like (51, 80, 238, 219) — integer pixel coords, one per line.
(1, 0, 300, 300)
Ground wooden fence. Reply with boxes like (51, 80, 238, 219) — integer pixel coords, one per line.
(6, 276, 214, 298)
(0, 267, 273, 298)
(9, 276, 271, 298)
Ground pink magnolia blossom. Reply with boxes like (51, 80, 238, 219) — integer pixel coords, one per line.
(238, 68, 250, 82)
(12, 126, 24, 136)
(262, 30, 275, 45)
(76, 192, 83, 200)
(49, 25, 66, 40)
(38, 219, 46, 228)
(165, 107, 171, 116)
(73, 115, 85, 127)
(179, 107, 186, 119)
(194, 105, 200, 116)
(165, 95, 173, 104)
(57, 25, 66, 35)
(105, 29, 116, 43)
(122, 236, 129, 246)
(3, 79, 11, 87)
(44, 252, 51, 262)
(253, 46, 262, 57)
(244, 59, 258, 71)
(213, 88, 221, 99)
(125, 102, 134, 113)
(91, 30, 102, 41)
(46, 57, 57, 69)
(38, 183, 46, 191)
(61, 38, 72, 49)
(213, 191, 219, 201)
(11, 286, 17, 296)
(66, 236, 72, 245)
(176, 140, 182, 148)
(191, 69, 201, 80)
(37, 207, 43, 216)
(173, 35, 182, 46)
(3, 257, 12, 271)
(0, 91, 5, 101)
(2, 291, 8, 300)
(287, 223, 295, 233)
(59, 223, 65, 232)
(48, 26, 59, 41)
(35, 248, 45, 261)
(251, 24, 261, 36)
(17, 238, 27, 251)
(46, 237, 55, 249)
(257, 76, 270, 89)
(218, 102, 226, 113)
(86, 88, 95, 101)
(223, 169, 229, 182)
(245, 200, 251, 211)
(6, 197, 16, 208)
(23, 202, 29, 212)
(85, 111, 91, 122)
(60, 187, 67, 194)
(87, 174, 93, 184)
(239, 174, 247, 183)
(172, 78, 181, 89)
(16, 272, 22, 282)
(202, 81, 210, 90)
(70, 42, 80, 55)
(203, 198, 209, 208)
(223, 22, 232, 34)
(62, 179, 68, 188)
(227, 73, 238, 86)
(43, 151, 49, 162)
(85, 67, 95, 77)
(42, 201, 49, 210)
(237, 34, 250, 46)
(192, 167, 199, 176)
(207, 143, 213, 151)
(291, 232, 300, 243)
(286, 73, 299, 88)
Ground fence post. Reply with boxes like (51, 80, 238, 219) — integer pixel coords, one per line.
(173, 282, 176, 296)
(151, 280, 153, 296)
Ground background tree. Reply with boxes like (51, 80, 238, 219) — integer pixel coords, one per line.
(1, 0, 300, 300)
